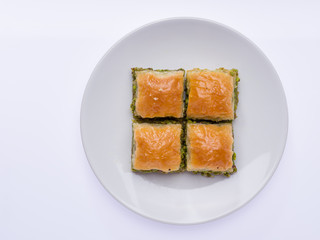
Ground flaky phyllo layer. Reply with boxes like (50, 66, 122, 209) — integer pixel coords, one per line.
(131, 68, 185, 119)
(132, 122, 185, 173)
(186, 68, 239, 121)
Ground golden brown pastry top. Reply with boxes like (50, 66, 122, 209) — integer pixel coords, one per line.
(133, 124, 182, 172)
(187, 69, 234, 120)
(135, 70, 184, 118)
(187, 123, 233, 171)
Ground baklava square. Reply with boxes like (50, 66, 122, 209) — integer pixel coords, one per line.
(186, 123, 236, 176)
(132, 122, 184, 173)
(186, 68, 239, 121)
(131, 68, 185, 119)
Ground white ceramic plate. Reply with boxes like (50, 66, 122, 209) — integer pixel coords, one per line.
(81, 18, 288, 224)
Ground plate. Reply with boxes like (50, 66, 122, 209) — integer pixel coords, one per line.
(80, 18, 288, 224)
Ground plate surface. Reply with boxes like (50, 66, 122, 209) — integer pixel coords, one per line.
(81, 18, 288, 224)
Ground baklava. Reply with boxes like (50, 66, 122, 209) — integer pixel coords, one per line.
(186, 122, 236, 176)
(186, 68, 239, 121)
(131, 68, 185, 119)
(132, 122, 185, 173)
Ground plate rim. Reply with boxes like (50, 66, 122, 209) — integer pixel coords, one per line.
(80, 17, 289, 225)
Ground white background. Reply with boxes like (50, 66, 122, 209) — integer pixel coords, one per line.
(1, 0, 319, 239)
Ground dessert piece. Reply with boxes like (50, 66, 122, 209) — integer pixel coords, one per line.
(132, 122, 185, 173)
(186, 68, 239, 121)
(186, 122, 236, 177)
(131, 68, 185, 119)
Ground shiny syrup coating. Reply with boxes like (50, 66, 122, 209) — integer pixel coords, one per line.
(135, 71, 184, 118)
(187, 124, 233, 171)
(187, 70, 234, 120)
(133, 124, 181, 172)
